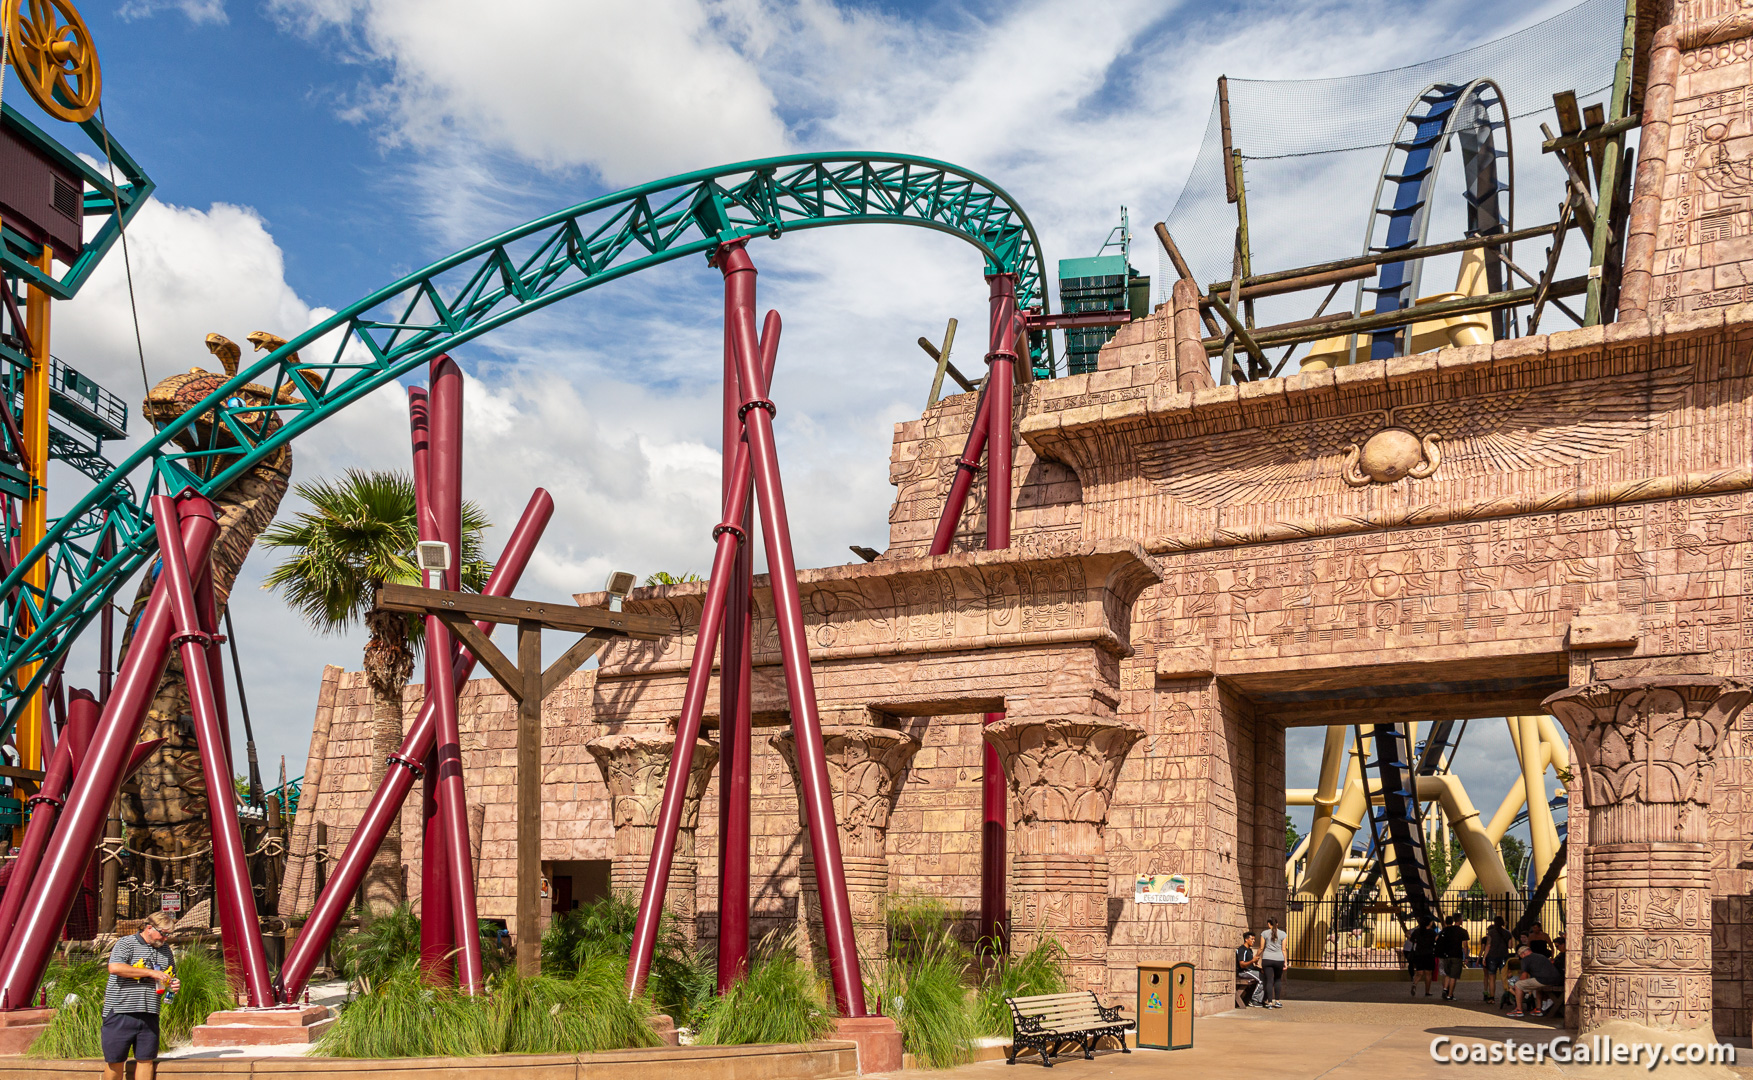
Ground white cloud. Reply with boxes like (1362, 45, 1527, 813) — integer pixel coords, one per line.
(265, 0, 788, 189)
(119, 0, 228, 24)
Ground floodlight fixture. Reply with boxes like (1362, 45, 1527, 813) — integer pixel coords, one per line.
(605, 570, 636, 611)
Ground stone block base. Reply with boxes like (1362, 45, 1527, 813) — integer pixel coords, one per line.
(189, 1005, 334, 1047)
(832, 1015, 902, 1075)
(649, 1014, 679, 1046)
(0, 1009, 53, 1056)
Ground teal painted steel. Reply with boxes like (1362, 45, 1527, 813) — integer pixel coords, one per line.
(0, 152, 1049, 730)
(1056, 254, 1126, 279)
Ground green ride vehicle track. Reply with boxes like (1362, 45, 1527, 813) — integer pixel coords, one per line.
(0, 151, 1052, 733)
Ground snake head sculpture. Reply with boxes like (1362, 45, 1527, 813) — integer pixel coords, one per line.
(143, 332, 308, 469)
(1342, 428, 1442, 486)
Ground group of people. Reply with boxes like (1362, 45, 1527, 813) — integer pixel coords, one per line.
(1235, 913, 1567, 1018)
(1405, 914, 1565, 1017)
(1234, 918, 1287, 1008)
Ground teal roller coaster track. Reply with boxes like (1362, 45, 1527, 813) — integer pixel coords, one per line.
(0, 151, 1050, 732)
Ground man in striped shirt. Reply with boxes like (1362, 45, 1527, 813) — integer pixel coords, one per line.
(101, 911, 179, 1080)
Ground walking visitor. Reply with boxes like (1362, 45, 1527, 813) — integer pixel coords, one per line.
(1259, 917, 1287, 1008)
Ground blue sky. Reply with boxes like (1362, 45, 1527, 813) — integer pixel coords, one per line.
(39, 0, 1597, 836)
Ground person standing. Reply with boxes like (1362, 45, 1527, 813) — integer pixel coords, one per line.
(1259, 917, 1287, 1009)
(1408, 916, 1438, 997)
(1436, 914, 1469, 1000)
(102, 912, 180, 1080)
(1481, 916, 1511, 1003)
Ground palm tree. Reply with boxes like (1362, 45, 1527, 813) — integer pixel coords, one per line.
(261, 469, 491, 915)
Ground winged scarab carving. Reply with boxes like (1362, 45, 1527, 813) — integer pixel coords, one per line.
(1136, 367, 1691, 507)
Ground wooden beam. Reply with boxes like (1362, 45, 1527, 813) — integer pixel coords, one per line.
(378, 583, 666, 639)
(923, 318, 960, 406)
(1202, 262, 1377, 304)
(1204, 223, 1561, 295)
(1204, 290, 1268, 370)
(1539, 114, 1637, 155)
(916, 335, 978, 394)
(515, 621, 542, 977)
(1553, 90, 1588, 185)
(542, 632, 611, 697)
(436, 612, 523, 701)
(1202, 276, 1589, 353)
(1154, 222, 1222, 336)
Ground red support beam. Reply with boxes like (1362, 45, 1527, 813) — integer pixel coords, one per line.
(0, 690, 93, 949)
(715, 310, 775, 993)
(927, 383, 990, 556)
(979, 274, 1019, 953)
(276, 489, 553, 1002)
(0, 495, 218, 1009)
(719, 242, 866, 1016)
(409, 387, 454, 985)
(151, 494, 274, 1006)
(424, 356, 484, 994)
(629, 309, 779, 999)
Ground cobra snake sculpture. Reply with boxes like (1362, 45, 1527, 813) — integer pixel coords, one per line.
(119, 331, 308, 902)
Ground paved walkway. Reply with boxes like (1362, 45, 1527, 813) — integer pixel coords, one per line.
(891, 981, 1753, 1079)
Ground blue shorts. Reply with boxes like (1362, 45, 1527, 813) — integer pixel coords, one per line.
(102, 1011, 160, 1062)
(1483, 954, 1507, 974)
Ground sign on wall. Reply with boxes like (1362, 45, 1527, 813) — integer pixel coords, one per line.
(1136, 874, 1189, 904)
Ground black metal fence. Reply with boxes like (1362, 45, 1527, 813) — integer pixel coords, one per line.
(1284, 896, 1567, 970)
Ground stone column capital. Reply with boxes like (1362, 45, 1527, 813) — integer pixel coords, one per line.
(1543, 676, 1752, 814)
(983, 714, 1143, 832)
(770, 724, 919, 852)
(585, 733, 719, 831)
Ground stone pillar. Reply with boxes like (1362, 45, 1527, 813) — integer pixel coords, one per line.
(1543, 676, 1752, 1034)
(772, 724, 918, 964)
(586, 733, 718, 935)
(984, 713, 1142, 993)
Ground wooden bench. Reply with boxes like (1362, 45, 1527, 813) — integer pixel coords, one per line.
(1005, 991, 1133, 1067)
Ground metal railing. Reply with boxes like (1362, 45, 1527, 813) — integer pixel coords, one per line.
(1284, 896, 1567, 970)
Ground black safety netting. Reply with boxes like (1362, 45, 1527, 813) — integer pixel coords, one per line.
(1156, 0, 1625, 354)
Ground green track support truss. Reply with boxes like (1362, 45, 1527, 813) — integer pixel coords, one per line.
(0, 152, 1049, 729)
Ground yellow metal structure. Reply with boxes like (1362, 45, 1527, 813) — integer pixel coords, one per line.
(15, 247, 49, 773)
(4, 0, 102, 123)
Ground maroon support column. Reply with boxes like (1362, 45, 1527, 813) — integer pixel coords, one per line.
(716, 310, 759, 992)
(0, 497, 217, 1008)
(928, 383, 990, 555)
(978, 274, 1019, 951)
(151, 494, 273, 1006)
(630, 312, 777, 998)
(410, 386, 454, 985)
(277, 489, 553, 1002)
(718, 242, 865, 1016)
(0, 691, 94, 949)
(426, 356, 484, 993)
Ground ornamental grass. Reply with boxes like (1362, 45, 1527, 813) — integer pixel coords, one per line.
(695, 933, 833, 1047)
(315, 952, 660, 1058)
(973, 938, 1070, 1037)
(541, 893, 713, 1028)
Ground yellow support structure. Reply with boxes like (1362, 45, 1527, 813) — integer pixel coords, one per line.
(16, 249, 52, 775)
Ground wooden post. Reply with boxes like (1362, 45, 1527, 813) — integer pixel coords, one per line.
(516, 620, 543, 977)
(924, 318, 958, 408)
(1585, 0, 1638, 325)
(98, 799, 121, 933)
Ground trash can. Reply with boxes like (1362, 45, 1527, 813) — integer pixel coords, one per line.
(1137, 962, 1194, 1050)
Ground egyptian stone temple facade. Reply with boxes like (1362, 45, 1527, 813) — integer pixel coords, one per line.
(290, 0, 1753, 1039)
